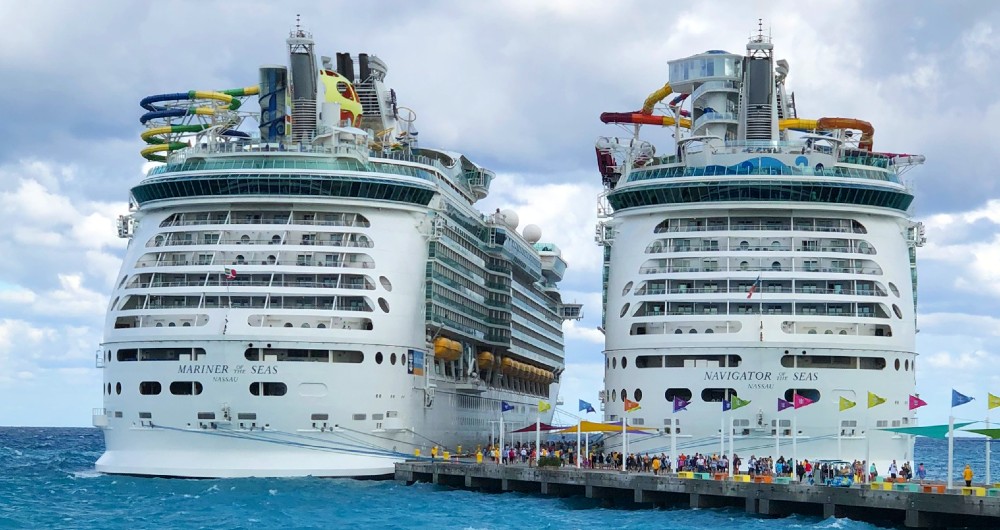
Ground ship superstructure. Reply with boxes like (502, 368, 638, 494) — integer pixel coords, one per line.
(596, 30, 925, 468)
(94, 27, 581, 478)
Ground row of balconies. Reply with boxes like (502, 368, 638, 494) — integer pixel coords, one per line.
(159, 211, 371, 228)
(654, 216, 867, 234)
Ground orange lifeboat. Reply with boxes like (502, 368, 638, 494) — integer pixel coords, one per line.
(477, 351, 495, 368)
(433, 337, 461, 362)
(501, 357, 516, 375)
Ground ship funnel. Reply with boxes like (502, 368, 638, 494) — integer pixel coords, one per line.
(359, 53, 371, 83)
(288, 27, 318, 143)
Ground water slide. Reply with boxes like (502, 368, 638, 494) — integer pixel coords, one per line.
(139, 87, 259, 161)
(778, 117, 875, 151)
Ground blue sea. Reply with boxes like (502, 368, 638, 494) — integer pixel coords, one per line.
(1, 428, 997, 529)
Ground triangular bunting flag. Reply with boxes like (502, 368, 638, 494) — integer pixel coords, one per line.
(224, 267, 237, 280)
(624, 398, 641, 413)
(538, 400, 551, 413)
(908, 394, 927, 411)
(501, 401, 514, 413)
(672, 396, 689, 413)
(579, 399, 596, 413)
(839, 397, 856, 411)
(990, 393, 1000, 411)
(731, 396, 751, 410)
(793, 393, 814, 409)
(777, 398, 793, 412)
(952, 389, 973, 408)
(868, 392, 886, 408)
(722, 399, 732, 412)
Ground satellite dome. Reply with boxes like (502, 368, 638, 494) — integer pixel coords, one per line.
(522, 224, 542, 244)
(499, 209, 519, 230)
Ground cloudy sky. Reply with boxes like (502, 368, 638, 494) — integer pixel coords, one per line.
(2, 0, 1000, 429)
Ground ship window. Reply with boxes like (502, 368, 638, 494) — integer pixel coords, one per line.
(237, 413, 256, 420)
(116, 382, 122, 395)
(250, 382, 287, 396)
(622, 281, 633, 296)
(312, 413, 330, 421)
(619, 303, 630, 318)
(376, 352, 383, 364)
(139, 381, 161, 395)
(271, 235, 281, 244)
(894, 359, 900, 371)
(892, 304, 903, 318)
(905, 359, 910, 371)
(635, 355, 663, 368)
(170, 381, 203, 395)
(740, 241, 749, 250)
(780, 356, 795, 368)
(241, 235, 250, 244)
(197, 412, 216, 420)
(378, 298, 390, 313)
(401, 353, 406, 366)
(888, 282, 900, 297)
(621, 357, 628, 369)
(784, 389, 821, 403)
(612, 357, 617, 369)
(379, 276, 392, 291)
(390, 352, 397, 365)
(860, 357, 886, 370)
(620, 388, 627, 401)
(740, 261, 748, 270)
(117, 349, 138, 362)
(771, 261, 781, 271)
(665, 388, 692, 402)
(301, 323, 310, 328)
(701, 388, 737, 402)
(106, 383, 111, 395)
(634, 388, 643, 402)
(284, 323, 293, 327)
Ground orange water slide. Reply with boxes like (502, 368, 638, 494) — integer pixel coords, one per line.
(779, 117, 875, 151)
(600, 112, 692, 128)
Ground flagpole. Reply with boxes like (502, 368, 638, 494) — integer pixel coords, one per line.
(865, 411, 871, 484)
(720, 415, 725, 459)
(987, 414, 992, 486)
(585, 432, 590, 468)
(792, 414, 798, 478)
(576, 422, 581, 469)
(622, 415, 628, 471)
(499, 412, 505, 464)
(728, 415, 734, 476)
(947, 414, 955, 490)
(670, 420, 677, 472)
(535, 412, 541, 466)
(775, 417, 780, 475)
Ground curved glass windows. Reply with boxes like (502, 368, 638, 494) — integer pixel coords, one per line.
(608, 181, 913, 212)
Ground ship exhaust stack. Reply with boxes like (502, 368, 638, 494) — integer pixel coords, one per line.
(737, 30, 778, 141)
(258, 65, 288, 143)
(287, 27, 318, 144)
(359, 53, 371, 83)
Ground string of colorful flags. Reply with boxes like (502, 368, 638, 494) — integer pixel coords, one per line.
(503, 390, 1000, 417)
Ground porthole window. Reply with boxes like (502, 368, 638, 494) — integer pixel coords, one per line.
(825, 330, 833, 334)
(390, 352, 397, 365)
(740, 241, 749, 250)
(634, 388, 643, 402)
(905, 359, 910, 371)
(106, 383, 111, 395)
(376, 351, 383, 364)
(808, 329, 817, 334)
(267, 254, 277, 264)
(621, 357, 628, 369)
(182, 322, 191, 327)
(611, 390, 616, 402)
(740, 261, 749, 270)
(665, 388, 692, 402)
(606, 357, 609, 369)
(284, 323, 293, 328)
(168, 322, 176, 327)
(401, 353, 406, 366)
(894, 359, 900, 371)
(241, 235, 250, 244)
(317, 323, 326, 329)
(155, 322, 163, 327)
(620, 389, 627, 401)
(619, 303, 630, 318)
(612, 357, 617, 369)
(705, 328, 714, 334)
(622, 281, 633, 297)
(301, 323, 310, 328)
(888, 282, 900, 297)
(379, 276, 392, 291)
(115, 382, 122, 395)
(839, 330, 847, 335)
(892, 304, 903, 319)
(674, 328, 683, 334)
(689, 329, 697, 334)
(378, 298, 390, 313)
(771, 261, 781, 271)
(236, 254, 245, 264)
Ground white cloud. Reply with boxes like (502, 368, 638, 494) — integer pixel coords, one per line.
(563, 320, 605, 345)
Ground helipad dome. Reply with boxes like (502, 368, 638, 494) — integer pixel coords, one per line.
(522, 224, 542, 244)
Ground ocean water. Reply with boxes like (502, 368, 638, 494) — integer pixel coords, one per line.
(1, 428, 996, 530)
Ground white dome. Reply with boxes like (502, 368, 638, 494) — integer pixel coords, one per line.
(499, 209, 519, 230)
(522, 224, 542, 244)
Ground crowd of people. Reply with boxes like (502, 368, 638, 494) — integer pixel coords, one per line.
(474, 440, 951, 486)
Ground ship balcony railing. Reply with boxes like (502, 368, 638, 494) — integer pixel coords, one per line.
(693, 111, 739, 130)
(658, 225, 866, 235)
(731, 224, 793, 231)
(637, 286, 881, 297)
(839, 155, 892, 169)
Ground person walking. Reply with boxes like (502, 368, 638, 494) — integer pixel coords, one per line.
(963, 464, 973, 487)
(916, 463, 926, 483)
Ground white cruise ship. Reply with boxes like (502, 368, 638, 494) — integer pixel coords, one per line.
(595, 31, 925, 469)
(93, 27, 581, 478)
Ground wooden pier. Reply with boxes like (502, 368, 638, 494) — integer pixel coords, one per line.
(395, 462, 1000, 528)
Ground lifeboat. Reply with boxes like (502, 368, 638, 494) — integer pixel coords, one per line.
(501, 357, 516, 375)
(433, 337, 461, 361)
(477, 351, 494, 368)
